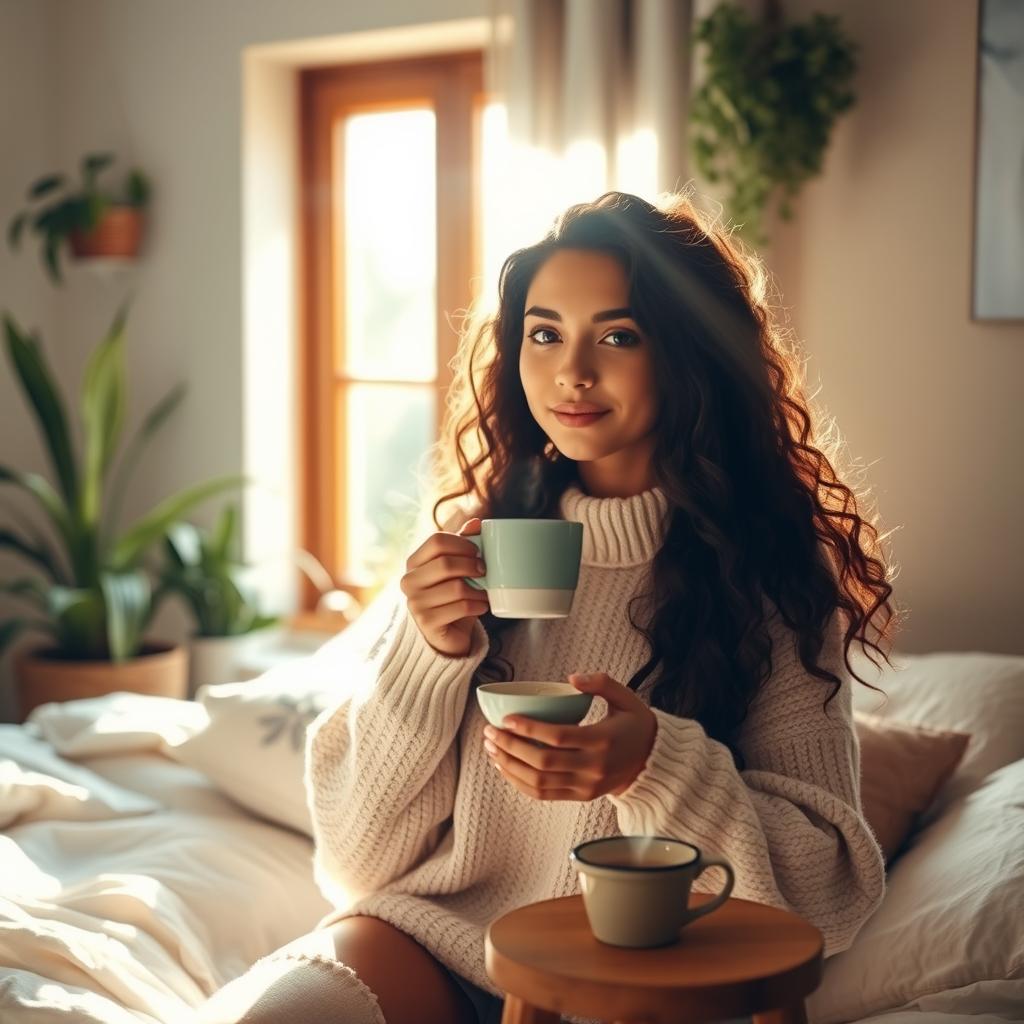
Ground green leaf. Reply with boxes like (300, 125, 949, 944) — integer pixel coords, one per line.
(3, 314, 79, 507)
(44, 232, 63, 285)
(29, 173, 65, 199)
(211, 504, 238, 562)
(0, 527, 64, 582)
(104, 382, 186, 542)
(0, 465, 75, 552)
(124, 170, 151, 207)
(164, 520, 203, 568)
(110, 474, 247, 570)
(80, 301, 130, 527)
(7, 212, 28, 250)
(100, 570, 150, 662)
(0, 577, 49, 609)
(82, 152, 114, 192)
(47, 586, 106, 658)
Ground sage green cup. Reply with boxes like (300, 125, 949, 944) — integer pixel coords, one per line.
(570, 836, 735, 948)
(476, 681, 593, 728)
(465, 519, 583, 618)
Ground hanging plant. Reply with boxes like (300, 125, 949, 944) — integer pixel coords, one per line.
(6, 152, 152, 285)
(689, 1, 858, 245)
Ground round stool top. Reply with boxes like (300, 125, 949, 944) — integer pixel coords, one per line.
(485, 894, 823, 1022)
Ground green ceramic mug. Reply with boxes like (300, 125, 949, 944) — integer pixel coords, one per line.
(465, 519, 583, 618)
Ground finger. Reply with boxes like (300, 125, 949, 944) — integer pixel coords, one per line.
(568, 672, 641, 712)
(499, 716, 605, 749)
(410, 579, 489, 612)
(403, 557, 486, 595)
(419, 597, 489, 630)
(487, 745, 582, 798)
(497, 771, 584, 802)
(484, 727, 590, 772)
(406, 531, 482, 571)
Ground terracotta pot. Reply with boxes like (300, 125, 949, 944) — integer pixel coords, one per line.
(68, 205, 144, 260)
(13, 641, 188, 722)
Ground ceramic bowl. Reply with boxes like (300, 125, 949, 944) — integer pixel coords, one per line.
(476, 681, 593, 728)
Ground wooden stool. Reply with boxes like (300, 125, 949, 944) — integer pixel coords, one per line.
(485, 893, 823, 1024)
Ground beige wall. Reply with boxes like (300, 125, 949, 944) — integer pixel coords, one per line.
(768, 0, 1023, 655)
(1, 0, 1020, 726)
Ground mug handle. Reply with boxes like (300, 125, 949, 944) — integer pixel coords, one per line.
(681, 857, 735, 926)
(463, 534, 488, 591)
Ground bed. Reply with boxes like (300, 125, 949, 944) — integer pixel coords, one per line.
(1, 614, 1022, 1023)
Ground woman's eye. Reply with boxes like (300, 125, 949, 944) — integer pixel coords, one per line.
(527, 327, 560, 345)
(602, 330, 639, 348)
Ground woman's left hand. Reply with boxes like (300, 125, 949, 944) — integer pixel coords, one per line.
(482, 673, 658, 801)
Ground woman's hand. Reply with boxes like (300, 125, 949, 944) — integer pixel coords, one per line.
(482, 673, 658, 801)
(400, 518, 489, 657)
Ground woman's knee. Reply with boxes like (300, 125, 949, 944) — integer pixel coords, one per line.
(195, 916, 476, 1024)
(194, 947, 385, 1024)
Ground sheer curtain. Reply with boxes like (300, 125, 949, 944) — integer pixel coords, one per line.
(481, 0, 709, 289)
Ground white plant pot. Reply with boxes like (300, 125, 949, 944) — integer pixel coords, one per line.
(188, 633, 267, 696)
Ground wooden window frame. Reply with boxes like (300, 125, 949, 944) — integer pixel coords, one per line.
(298, 53, 485, 617)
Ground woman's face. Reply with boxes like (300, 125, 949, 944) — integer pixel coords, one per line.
(519, 248, 660, 498)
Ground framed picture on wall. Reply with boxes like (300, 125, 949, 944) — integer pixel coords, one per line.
(972, 0, 1024, 321)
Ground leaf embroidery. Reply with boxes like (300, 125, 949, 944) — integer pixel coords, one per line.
(257, 692, 324, 751)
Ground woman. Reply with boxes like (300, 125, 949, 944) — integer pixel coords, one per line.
(199, 191, 897, 1024)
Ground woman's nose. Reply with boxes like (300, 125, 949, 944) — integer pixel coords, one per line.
(555, 345, 596, 389)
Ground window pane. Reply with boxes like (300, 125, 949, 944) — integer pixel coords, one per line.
(342, 109, 437, 382)
(343, 383, 435, 584)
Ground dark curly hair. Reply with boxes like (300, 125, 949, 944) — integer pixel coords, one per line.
(428, 190, 901, 768)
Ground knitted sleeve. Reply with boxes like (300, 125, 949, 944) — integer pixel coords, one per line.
(607, 610, 885, 957)
(305, 597, 489, 903)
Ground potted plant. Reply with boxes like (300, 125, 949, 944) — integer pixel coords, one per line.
(6, 152, 151, 285)
(156, 504, 280, 694)
(689, 0, 858, 244)
(0, 302, 243, 720)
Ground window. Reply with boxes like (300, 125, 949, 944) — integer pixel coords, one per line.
(299, 54, 485, 608)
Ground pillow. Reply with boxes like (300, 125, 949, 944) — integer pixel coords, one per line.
(853, 711, 969, 862)
(849, 649, 1024, 823)
(169, 582, 402, 834)
(808, 756, 1024, 1024)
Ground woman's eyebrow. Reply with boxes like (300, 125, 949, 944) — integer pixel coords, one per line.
(524, 305, 634, 323)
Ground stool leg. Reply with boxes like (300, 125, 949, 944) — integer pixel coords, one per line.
(753, 1001, 808, 1024)
(500, 995, 560, 1023)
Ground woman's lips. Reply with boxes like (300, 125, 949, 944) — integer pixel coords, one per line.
(551, 408, 610, 428)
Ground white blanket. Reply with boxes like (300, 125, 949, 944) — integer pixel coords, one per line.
(1, 694, 1020, 1024)
(0, 695, 331, 1023)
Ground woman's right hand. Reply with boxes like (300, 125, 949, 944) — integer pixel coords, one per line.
(400, 517, 490, 657)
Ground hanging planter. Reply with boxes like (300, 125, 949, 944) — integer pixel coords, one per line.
(68, 204, 144, 261)
(6, 151, 152, 284)
(689, 0, 858, 245)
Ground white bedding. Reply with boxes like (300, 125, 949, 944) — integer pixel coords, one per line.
(0, 693, 1020, 1023)
(0, 698, 331, 1023)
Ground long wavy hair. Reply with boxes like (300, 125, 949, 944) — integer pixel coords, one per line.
(427, 190, 901, 768)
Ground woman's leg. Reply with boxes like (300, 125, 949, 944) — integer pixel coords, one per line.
(196, 916, 479, 1024)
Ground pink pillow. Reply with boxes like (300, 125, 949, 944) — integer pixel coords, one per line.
(853, 711, 970, 862)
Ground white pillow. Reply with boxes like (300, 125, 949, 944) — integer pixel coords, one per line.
(850, 649, 1024, 822)
(170, 583, 402, 834)
(808, 756, 1024, 1024)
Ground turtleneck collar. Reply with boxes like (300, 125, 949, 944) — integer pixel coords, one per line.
(558, 484, 669, 567)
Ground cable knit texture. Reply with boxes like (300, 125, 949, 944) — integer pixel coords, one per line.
(305, 484, 886, 1000)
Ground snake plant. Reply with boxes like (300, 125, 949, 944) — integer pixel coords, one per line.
(1, 301, 244, 661)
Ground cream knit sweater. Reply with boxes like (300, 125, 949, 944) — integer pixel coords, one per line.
(305, 485, 886, 997)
